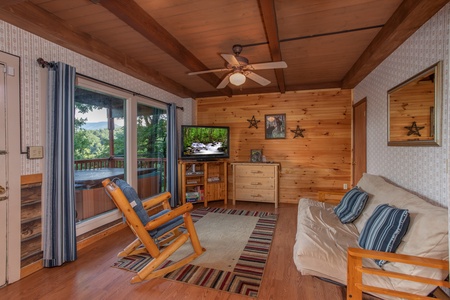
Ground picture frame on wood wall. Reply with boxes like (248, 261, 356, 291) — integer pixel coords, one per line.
(265, 114, 286, 139)
(250, 149, 263, 162)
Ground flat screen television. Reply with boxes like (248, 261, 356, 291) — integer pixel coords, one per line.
(181, 125, 229, 160)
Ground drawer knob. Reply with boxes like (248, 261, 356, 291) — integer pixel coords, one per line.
(251, 182, 261, 185)
(250, 170, 262, 174)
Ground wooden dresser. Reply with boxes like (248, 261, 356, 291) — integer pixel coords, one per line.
(231, 162, 280, 208)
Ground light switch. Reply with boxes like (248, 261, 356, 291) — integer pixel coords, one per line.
(27, 146, 44, 159)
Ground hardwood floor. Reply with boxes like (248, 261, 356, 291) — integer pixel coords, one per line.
(0, 201, 373, 300)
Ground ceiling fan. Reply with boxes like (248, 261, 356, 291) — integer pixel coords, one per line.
(188, 44, 287, 89)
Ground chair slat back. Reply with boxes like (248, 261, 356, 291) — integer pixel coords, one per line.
(103, 179, 161, 257)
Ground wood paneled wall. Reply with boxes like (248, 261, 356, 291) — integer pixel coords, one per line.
(196, 89, 352, 203)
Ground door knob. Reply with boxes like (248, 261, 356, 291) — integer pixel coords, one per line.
(0, 186, 5, 195)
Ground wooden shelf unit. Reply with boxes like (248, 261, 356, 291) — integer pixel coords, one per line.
(20, 174, 43, 268)
(178, 160, 227, 207)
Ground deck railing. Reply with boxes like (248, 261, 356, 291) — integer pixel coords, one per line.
(74, 157, 166, 171)
(74, 157, 167, 222)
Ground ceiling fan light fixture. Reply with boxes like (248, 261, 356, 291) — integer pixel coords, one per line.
(229, 72, 246, 86)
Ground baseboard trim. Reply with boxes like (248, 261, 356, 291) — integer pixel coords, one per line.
(20, 259, 43, 279)
(20, 222, 127, 279)
(77, 222, 127, 251)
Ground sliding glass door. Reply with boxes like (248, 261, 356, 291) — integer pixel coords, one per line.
(136, 103, 167, 199)
(74, 77, 169, 235)
(74, 86, 126, 224)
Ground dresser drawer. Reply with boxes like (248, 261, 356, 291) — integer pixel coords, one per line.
(235, 189, 275, 202)
(234, 177, 275, 189)
(235, 165, 274, 177)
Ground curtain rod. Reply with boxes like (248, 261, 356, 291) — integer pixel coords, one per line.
(36, 58, 184, 111)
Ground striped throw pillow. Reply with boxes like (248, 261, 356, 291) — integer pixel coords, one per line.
(358, 204, 410, 266)
(334, 187, 369, 223)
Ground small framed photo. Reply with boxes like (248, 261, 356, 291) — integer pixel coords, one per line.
(265, 114, 286, 139)
(250, 149, 263, 162)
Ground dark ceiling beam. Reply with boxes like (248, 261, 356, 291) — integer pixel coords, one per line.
(287, 82, 341, 92)
(0, 2, 196, 98)
(258, 0, 286, 93)
(196, 86, 281, 99)
(95, 0, 232, 97)
(195, 82, 341, 98)
(342, 0, 450, 88)
(0, 0, 27, 9)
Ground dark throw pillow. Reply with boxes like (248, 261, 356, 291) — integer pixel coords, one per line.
(334, 187, 369, 223)
(358, 204, 410, 266)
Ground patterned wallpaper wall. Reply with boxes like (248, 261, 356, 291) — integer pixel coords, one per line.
(0, 20, 195, 175)
(354, 5, 449, 207)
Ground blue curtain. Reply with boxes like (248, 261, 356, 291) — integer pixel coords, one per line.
(43, 62, 77, 267)
(166, 103, 178, 207)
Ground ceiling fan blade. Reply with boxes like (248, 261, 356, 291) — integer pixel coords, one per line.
(221, 54, 240, 67)
(188, 68, 229, 75)
(245, 71, 271, 86)
(216, 74, 231, 89)
(247, 61, 287, 70)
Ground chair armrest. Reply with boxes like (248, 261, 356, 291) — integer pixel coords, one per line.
(347, 247, 449, 300)
(317, 190, 346, 205)
(142, 192, 172, 210)
(144, 203, 193, 231)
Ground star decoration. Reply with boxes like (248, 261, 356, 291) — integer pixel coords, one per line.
(247, 115, 260, 129)
(291, 125, 306, 138)
(404, 121, 424, 136)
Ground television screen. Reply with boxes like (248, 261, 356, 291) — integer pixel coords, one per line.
(181, 125, 229, 160)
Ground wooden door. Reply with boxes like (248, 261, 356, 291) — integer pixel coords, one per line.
(0, 52, 21, 286)
(352, 98, 367, 186)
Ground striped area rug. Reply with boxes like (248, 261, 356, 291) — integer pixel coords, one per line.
(113, 207, 278, 297)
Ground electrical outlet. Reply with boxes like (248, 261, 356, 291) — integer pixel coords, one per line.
(343, 183, 348, 190)
(27, 146, 44, 159)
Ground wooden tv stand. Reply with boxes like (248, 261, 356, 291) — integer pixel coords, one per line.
(178, 160, 227, 207)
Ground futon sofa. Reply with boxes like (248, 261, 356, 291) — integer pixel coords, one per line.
(293, 173, 449, 299)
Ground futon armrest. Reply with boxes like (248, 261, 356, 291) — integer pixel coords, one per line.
(347, 247, 450, 300)
(316, 190, 346, 205)
(144, 203, 193, 231)
(142, 192, 172, 210)
(348, 247, 449, 269)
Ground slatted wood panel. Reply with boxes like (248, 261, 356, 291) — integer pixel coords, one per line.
(281, 28, 381, 87)
(275, 0, 402, 39)
(6, 0, 438, 97)
(197, 90, 352, 203)
(20, 174, 43, 268)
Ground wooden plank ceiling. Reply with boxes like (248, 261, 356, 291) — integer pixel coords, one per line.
(0, 0, 448, 98)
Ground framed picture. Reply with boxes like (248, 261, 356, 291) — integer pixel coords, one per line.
(265, 114, 286, 139)
(250, 149, 263, 162)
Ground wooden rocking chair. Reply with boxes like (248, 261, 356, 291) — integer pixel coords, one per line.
(102, 178, 205, 283)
